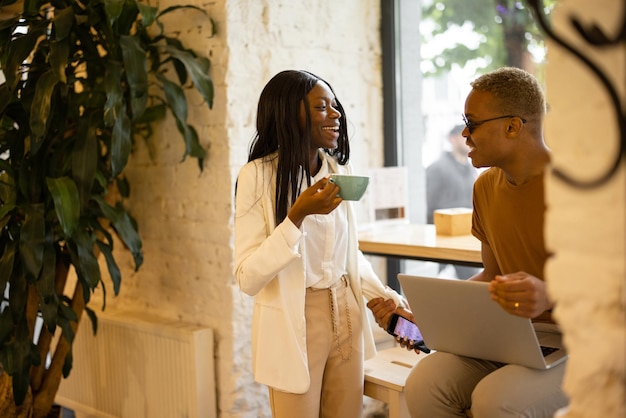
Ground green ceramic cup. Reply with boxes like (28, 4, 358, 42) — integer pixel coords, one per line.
(329, 174, 370, 201)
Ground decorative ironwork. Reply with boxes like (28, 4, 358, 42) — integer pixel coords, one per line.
(526, 0, 626, 188)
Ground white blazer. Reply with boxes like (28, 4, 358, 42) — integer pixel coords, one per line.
(234, 152, 405, 393)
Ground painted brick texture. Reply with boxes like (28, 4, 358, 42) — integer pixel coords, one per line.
(546, 1, 626, 417)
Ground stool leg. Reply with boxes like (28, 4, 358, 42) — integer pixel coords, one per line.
(387, 391, 411, 418)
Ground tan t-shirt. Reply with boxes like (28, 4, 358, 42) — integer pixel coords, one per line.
(471, 167, 548, 279)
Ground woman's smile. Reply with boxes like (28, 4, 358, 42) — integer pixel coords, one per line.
(322, 125, 340, 139)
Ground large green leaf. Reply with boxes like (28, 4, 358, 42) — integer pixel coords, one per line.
(84, 306, 98, 335)
(57, 298, 78, 372)
(58, 298, 78, 323)
(111, 105, 132, 177)
(56, 313, 76, 378)
(72, 114, 98, 210)
(96, 239, 121, 295)
(4, 25, 43, 90)
(0, 204, 15, 232)
(97, 276, 108, 311)
(158, 73, 206, 166)
(52, 5, 75, 41)
(49, 38, 69, 84)
(47, 5, 72, 93)
(65, 245, 91, 304)
(62, 347, 73, 378)
(137, 2, 158, 27)
(46, 176, 80, 237)
(159, 73, 187, 123)
(120, 34, 148, 119)
(0, 205, 15, 230)
(164, 45, 214, 108)
(0, 170, 16, 204)
(113, 0, 140, 34)
(72, 228, 101, 289)
(103, 61, 123, 127)
(10, 319, 39, 405)
(133, 103, 166, 124)
(8, 268, 27, 322)
(163, 38, 188, 84)
(94, 196, 143, 270)
(19, 152, 45, 204)
(36, 239, 58, 333)
(174, 119, 206, 168)
(30, 70, 58, 150)
(92, 217, 114, 246)
(104, 0, 126, 23)
(23, 0, 39, 16)
(19, 203, 45, 279)
(157, 5, 208, 22)
(147, 7, 212, 52)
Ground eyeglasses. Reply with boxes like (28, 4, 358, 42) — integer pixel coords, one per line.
(462, 114, 527, 134)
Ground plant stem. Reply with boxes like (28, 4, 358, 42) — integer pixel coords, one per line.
(32, 282, 85, 418)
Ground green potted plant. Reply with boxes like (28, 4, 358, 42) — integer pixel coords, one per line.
(0, 0, 214, 416)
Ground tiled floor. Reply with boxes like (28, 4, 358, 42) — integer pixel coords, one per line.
(364, 399, 389, 417)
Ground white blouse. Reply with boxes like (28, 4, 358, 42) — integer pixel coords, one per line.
(302, 153, 348, 289)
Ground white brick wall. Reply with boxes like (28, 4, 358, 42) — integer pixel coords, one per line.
(545, 1, 626, 417)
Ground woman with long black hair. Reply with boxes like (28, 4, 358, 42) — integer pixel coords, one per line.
(234, 70, 406, 418)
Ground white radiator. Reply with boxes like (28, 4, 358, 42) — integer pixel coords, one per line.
(55, 310, 215, 418)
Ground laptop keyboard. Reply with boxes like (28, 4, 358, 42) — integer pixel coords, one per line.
(540, 346, 559, 357)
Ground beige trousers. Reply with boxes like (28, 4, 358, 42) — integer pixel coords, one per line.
(405, 351, 568, 418)
(269, 277, 364, 418)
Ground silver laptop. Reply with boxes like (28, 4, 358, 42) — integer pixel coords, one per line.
(398, 274, 567, 370)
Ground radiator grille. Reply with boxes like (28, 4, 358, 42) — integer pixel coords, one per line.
(55, 310, 215, 418)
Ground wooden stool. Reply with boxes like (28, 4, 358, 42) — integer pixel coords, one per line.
(363, 346, 426, 418)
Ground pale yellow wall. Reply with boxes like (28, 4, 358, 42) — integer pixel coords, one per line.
(545, 1, 626, 417)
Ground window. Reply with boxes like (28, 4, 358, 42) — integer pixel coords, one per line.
(380, 0, 548, 285)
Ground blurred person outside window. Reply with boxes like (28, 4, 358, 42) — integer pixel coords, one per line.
(426, 124, 478, 279)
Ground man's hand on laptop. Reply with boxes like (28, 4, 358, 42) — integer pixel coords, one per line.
(488, 272, 554, 319)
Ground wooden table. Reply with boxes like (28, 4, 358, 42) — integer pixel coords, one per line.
(358, 223, 483, 267)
